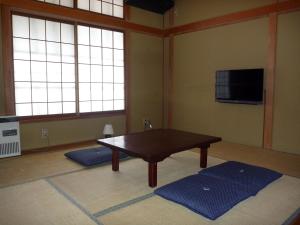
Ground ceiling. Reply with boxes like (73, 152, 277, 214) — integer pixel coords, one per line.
(124, 0, 174, 14)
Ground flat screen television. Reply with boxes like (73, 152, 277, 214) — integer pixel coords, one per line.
(215, 69, 264, 104)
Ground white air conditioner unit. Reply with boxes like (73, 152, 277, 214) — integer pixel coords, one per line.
(0, 116, 21, 158)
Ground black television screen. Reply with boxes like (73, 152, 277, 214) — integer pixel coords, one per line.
(215, 69, 264, 104)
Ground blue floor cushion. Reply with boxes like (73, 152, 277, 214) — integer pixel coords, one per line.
(155, 174, 253, 220)
(65, 146, 128, 167)
(199, 161, 282, 195)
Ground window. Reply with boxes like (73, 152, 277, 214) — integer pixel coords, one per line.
(36, 0, 74, 8)
(12, 14, 124, 117)
(78, 0, 123, 18)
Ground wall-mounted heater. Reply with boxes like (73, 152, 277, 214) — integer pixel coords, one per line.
(0, 116, 21, 158)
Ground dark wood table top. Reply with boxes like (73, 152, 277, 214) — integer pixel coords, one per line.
(97, 129, 221, 163)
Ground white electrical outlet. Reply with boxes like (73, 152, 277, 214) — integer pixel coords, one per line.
(41, 128, 48, 139)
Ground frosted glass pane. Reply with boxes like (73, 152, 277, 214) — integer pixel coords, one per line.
(78, 26, 90, 45)
(13, 15, 29, 38)
(46, 21, 60, 42)
(78, 45, 90, 64)
(104, 0, 112, 3)
(91, 65, 102, 82)
(103, 66, 113, 82)
(113, 32, 123, 49)
(48, 83, 62, 102)
(14, 60, 31, 81)
(114, 83, 124, 99)
(15, 82, 31, 103)
(90, 28, 102, 46)
(60, 0, 74, 7)
(103, 48, 113, 65)
(63, 102, 76, 113)
(13, 38, 30, 60)
(32, 103, 47, 115)
(113, 5, 123, 18)
(80, 101, 91, 113)
(78, 64, 91, 82)
(113, 0, 123, 6)
(31, 61, 47, 82)
(32, 82, 47, 102)
(103, 83, 113, 100)
(103, 101, 113, 111)
(91, 83, 102, 100)
(91, 47, 102, 64)
(92, 101, 102, 112)
(78, 0, 89, 10)
(79, 83, 91, 101)
(91, 0, 101, 13)
(48, 102, 62, 114)
(16, 103, 32, 116)
(62, 83, 75, 101)
(102, 2, 113, 16)
(114, 100, 124, 110)
(61, 44, 75, 63)
(102, 30, 112, 47)
(47, 42, 61, 62)
(45, 0, 59, 4)
(114, 49, 123, 66)
(114, 67, 124, 83)
(47, 62, 61, 82)
(61, 24, 74, 44)
(62, 63, 75, 82)
(30, 18, 45, 40)
(31, 40, 46, 61)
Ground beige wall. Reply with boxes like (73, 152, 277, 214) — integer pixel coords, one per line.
(172, 18, 268, 147)
(0, 6, 4, 115)
(130, 7, 163, 29)
(272, 11, 300, 154)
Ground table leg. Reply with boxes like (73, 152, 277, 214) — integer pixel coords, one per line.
(112, 149, 119, 171)
(148, 162, 157, 188)
(200, 146, 208, 168)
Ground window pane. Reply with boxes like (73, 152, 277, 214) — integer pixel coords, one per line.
(31, 40, 46, 61)
(16, 103, 32, 116)
(91, 83, 102, 100)
(114, 49, 123, 66)
(47, 62, 61, 82)
(78, 26, 90, 45)
(15, 82, 31, 103)
(61, 24, 74, 44)
(90, 28, 102, 46)
(114, 66, 124, 83)
(48, 83, 62, 102)
(63, 102, 76, 113)
(103, 100, 113, 111)
(30, 18, 45, 40)
(113, 5, 123, 18)
(103, 66, 113, 82)
(48, 102, 62, 114)
(62, 83, 75, 101)
(32, 82, 47, 102)
(113, 32, 123, 49)
(47, 42, 61, 62)
(102, 2, 113, 16)
(13, 15, 29, 38)
(92, 101, 102, 112)
(114, 100, 124, 110)
(102, 30, 113, 48)
(78, 64, 91, 82)
(31, 61, 47, 82)
(60, 0, 74, 7)
(78, 0, 89, 10)
(32, 103, 47, 115)
(46, 21, 60, 42)
(103, 48, 113, 65)
(78, 45, 90, 64)
(61, 44, 75, 63)
(113, 0, 123, 6)
(91, 47, 102, 64)
(91, 0, 102, 13)
(103, 83, 113, 100)
(62, 63, 75, 82)
(114, 83, 124, 99)
(79, 101, 91, 113)
(13, 38, 30, 60)
(45, 0, 59, 4)
(91, 65, 102, 82)
(79, 83, 91, 101)
(14, 60, 31, 81)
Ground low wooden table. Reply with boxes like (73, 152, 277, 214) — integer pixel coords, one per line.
(97, 129, 221, 187)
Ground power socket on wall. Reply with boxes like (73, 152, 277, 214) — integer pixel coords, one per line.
(41, 128, 48, 139)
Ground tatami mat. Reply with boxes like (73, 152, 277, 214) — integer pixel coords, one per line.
(99, 176, 300, 225)
(0, 180, 97, 225)
(49, 151, 225, 214)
